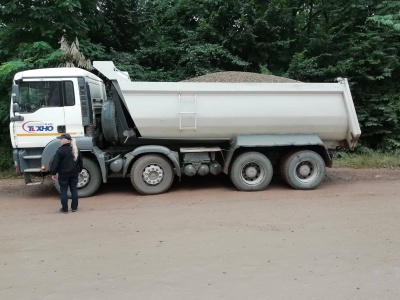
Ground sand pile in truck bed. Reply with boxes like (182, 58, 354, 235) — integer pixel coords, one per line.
(182, 71, 300, 83)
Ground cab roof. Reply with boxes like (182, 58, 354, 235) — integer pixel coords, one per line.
(14, 67, 103, 82)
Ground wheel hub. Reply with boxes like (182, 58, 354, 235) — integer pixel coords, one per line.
(245, 166, 258, 179)
(295, 160, 319, 183)
(143, 165, 164, 185)
(241, 162, 265, 185)
(77, 169, 90, 188)
(298, 164, 311, 177)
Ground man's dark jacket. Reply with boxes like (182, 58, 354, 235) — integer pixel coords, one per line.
(50, 144, 83, 178)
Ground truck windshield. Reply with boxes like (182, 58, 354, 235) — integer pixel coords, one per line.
(18, 81, 61, 113)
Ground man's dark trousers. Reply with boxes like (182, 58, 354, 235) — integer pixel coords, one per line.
(59, 175, 79, 212)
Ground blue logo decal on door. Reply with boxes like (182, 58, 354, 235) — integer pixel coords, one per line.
(22, 121, 54, 132)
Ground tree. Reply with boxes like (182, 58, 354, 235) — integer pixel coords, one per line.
(0, 0, 98, 53)
(90, 0, 142, 52)
(124, 0, 250, 80)
(1, 0, 400, 149)
(0, 0, 104, 134)
(284, 0, 400, 149)
(368, 0, 400, 31)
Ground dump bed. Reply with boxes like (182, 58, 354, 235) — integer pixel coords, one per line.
(94, 61, 361, 149)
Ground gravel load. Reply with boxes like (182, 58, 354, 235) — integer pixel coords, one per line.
(183, 71, 300, 83)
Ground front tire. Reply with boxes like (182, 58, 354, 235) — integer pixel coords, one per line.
(55, 157, 102, 198)
(130, 154, 174, 195)
(281, 150, 326, 190)
(230, 152, 273, 191)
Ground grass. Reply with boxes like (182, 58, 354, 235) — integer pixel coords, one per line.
(334, 150, 400, 169)
(0, 169, 17, 178)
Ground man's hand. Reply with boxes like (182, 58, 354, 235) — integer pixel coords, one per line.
(51, 175, 57, 181)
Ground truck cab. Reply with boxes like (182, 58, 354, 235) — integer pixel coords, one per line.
(10, 67, 106, 183)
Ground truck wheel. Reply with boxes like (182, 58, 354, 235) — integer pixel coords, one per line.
(281, 150, 326, 189)
(54, 157, 102, 198)
(279, 151, 294, 185)
(130, 154, 174, 195)
(101, 100, 118, 143)
(230, 152, 273, 191)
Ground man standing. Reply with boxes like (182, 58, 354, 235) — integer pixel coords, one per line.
(50, 133, 83, 214)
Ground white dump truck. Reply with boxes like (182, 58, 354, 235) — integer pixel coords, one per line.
(9, 61, 361, 196)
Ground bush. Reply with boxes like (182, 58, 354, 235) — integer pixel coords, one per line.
(0, 136, 15, 177)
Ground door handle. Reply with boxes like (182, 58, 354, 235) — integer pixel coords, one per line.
(57, 125, 66, 133)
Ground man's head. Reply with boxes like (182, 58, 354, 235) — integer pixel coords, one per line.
(57, 133, 72, 145)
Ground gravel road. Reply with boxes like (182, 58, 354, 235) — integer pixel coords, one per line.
(0, 168, 399, 300)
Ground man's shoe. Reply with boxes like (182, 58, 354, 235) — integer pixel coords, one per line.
(72, 209, 77, 212)
(59, 208, 68, 214)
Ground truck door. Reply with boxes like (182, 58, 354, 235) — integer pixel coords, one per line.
(12, 79, 83, 149)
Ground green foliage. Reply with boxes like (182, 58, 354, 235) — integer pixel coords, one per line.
(105, 49, 182, 82)
(0, 0, 97, 48)
(0, 0, 101, 133)
(280, 1, 400, 149)
(0, 102, 10, 134)
(0, 60, 30, 90)
(286, 52, 321, 80)
(0, 136, 13, 175)
(90, 0, 142, 52)
(259, 65, 272, 75)
(179, 43, 249, 77)
(0, 60, 30, 135)
(368, 1, 400, 31)
(0, 0, 400, 150)
(78, 40, 105, 61)
(0, 42, 65, 135)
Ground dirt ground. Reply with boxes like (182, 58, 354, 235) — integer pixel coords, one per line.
(0, 168, 399, 300)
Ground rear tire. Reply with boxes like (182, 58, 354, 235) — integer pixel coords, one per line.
(230, 152, 273, 191)
(281, 150, 326, 190)
(279, 151, 293, 185)
(54, 157, 102, 198)
(130, 154, 174, 195)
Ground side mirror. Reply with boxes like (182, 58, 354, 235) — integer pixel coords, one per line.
(11, 103, 24, 121)
(13, 103, 20, 113)
(12, 93, 18, 103)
